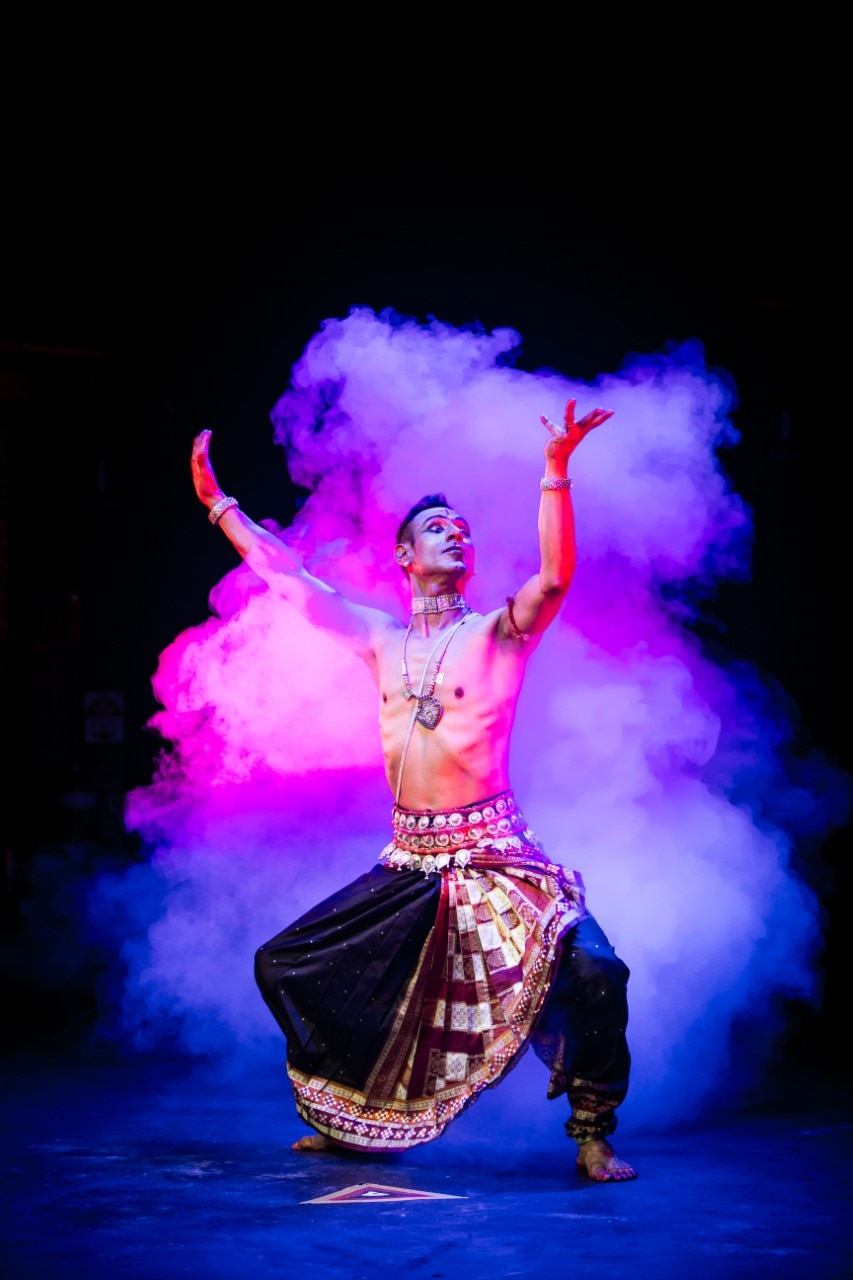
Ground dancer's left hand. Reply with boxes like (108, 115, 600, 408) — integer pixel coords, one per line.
(541, 399, 613, 463)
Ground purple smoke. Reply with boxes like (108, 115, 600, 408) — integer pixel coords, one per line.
(99, 307, 846, 1144)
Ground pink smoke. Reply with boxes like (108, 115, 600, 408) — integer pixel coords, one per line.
(108, 307, 844, 1141)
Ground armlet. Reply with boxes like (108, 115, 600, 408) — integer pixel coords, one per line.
(505, 596, 531, 643)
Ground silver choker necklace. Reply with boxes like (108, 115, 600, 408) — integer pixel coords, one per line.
(411, 593, 469, 615)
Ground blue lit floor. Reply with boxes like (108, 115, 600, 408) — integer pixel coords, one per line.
(2, 1048, 851, 1280)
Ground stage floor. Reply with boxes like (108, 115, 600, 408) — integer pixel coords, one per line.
(2, 1049, 851, 1280)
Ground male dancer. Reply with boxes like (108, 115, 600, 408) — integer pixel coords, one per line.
(191, 398, 636, 1181)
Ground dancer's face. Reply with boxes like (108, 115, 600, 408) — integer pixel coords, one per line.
(396, 507, 474, 584)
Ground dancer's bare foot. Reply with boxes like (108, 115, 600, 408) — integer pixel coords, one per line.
(575, 1138, 637, 1182)
(291, 1133, 339, 1152)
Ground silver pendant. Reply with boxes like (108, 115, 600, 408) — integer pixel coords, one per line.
(416, 695, 443, 729)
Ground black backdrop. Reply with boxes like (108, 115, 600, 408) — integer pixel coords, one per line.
(2, 147, 847, 1065)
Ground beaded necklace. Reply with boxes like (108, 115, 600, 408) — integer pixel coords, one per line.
(395, 610, 475, 805)
(401, 611, 472, 730)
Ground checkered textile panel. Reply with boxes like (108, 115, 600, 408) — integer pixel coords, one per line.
(288, 844, 586, 1151)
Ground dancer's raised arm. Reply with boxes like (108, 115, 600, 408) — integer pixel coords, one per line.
(191, 429, 393, 658)
(500, 398, 612, 642)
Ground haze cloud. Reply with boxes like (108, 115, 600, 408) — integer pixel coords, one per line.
(91, 307, 848, 1147)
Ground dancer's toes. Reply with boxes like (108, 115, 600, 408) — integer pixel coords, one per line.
(575, 1139, 637, 1182)
(292, 1133, 337, 1153)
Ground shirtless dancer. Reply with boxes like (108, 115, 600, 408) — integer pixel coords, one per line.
(191, 398, 636, 1182)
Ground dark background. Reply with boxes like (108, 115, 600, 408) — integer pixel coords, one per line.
(2, 128, 847, 1071)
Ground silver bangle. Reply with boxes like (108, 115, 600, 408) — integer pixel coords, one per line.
(540, 477, 572, 491)
(208, 495, 240, 525)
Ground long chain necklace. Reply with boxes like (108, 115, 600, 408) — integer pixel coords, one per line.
(401, 613, 472, 730)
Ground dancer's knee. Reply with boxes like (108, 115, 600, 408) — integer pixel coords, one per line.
(254, 944, 275, 996)
(568, 942, 629, 997)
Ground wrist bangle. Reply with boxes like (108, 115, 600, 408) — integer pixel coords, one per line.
(209, 496, 239, 525)
(540, 477, 572, 491)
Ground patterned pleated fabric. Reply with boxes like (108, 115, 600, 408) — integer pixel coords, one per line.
(255, 792, 587, 1152)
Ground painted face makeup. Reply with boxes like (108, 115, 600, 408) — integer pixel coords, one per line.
(412, 510, 471, 544)
(408, 509, 474, 578)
